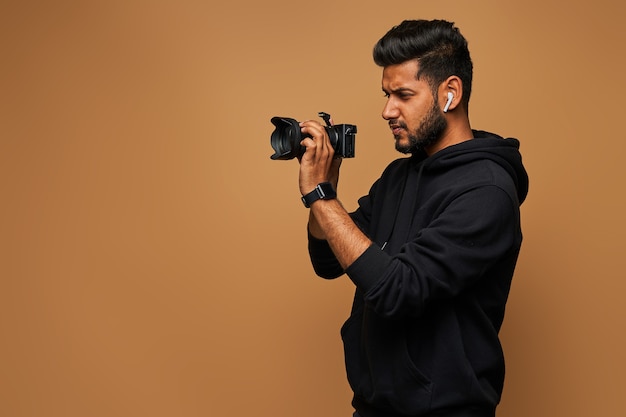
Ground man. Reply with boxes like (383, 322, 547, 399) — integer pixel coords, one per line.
(297, 20, 528, 417)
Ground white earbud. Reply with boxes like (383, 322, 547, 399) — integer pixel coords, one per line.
(443, 92, 454, 113)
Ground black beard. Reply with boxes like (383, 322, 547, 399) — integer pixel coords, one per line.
(396, 102, 448, 154)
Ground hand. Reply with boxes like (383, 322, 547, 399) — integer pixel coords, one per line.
(298, 120, 342, 195)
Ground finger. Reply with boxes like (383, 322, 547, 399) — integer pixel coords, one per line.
(300, 121, 331, 159)
(299, 120, 326, 142)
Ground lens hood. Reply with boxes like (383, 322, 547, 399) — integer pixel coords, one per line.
(270, 117, 304, 160)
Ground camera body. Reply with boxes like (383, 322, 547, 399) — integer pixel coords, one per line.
(270, 113, 357, 160)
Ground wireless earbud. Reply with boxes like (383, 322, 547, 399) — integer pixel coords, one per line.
(443, 92, 454, 113)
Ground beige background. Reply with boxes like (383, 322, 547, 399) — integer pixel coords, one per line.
(1, 0, 625, 416)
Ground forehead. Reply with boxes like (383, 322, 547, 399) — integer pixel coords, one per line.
(382, 60, 429, 91)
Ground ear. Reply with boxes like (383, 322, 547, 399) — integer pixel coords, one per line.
(439, 76, 463, 113)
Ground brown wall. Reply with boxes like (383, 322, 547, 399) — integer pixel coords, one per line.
(2, 1, 625, 416)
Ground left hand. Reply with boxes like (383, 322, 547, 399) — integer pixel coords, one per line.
(298, 120, 342, 195)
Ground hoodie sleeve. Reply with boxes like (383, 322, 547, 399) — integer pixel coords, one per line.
(345, 184, 521, 319)
(307, 229, 344, 279)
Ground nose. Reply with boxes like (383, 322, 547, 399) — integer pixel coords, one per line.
(382, 98, 399, 120)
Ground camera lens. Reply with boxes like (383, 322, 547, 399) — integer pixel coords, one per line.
(270, 117, 304, 160)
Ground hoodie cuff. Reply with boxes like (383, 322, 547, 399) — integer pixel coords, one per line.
(307, 228, 344, 278)
(345, 244, 392, 293)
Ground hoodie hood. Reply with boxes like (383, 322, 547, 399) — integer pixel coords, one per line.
(411, 130, 529, 204)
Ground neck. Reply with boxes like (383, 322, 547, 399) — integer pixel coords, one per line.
(425, 118, 473, 156)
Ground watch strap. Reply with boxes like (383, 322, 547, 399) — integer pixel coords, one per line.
(301, 182, 336, 208)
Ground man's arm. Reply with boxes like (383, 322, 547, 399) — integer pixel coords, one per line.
(299, 119, 372, 270)
(308, 199, 371, 270)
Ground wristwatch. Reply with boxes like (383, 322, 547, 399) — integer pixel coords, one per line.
(301, 182, 336, 208)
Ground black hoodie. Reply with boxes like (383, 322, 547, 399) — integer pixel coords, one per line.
(308, 131, 529, 417)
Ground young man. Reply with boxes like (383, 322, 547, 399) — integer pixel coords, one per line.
(298, 20, 528, 417)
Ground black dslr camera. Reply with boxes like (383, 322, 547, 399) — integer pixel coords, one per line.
(270, 112, 356, 160)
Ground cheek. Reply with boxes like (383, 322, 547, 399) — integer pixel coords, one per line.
(404, 106, 424, 129)
(408, 99, 434, 125)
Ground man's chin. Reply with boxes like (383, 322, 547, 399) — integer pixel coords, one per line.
(395, 140, 413, 154)
(393, 133, 419, 154)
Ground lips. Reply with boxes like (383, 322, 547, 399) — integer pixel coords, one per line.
(389, 121, 404, 136)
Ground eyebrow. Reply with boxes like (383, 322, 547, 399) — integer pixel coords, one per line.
(382, 87, 415, 95)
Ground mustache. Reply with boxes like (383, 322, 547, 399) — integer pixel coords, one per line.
(389, 120, 407, 129)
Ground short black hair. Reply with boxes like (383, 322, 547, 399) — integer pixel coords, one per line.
(373, 19, 473, 107)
